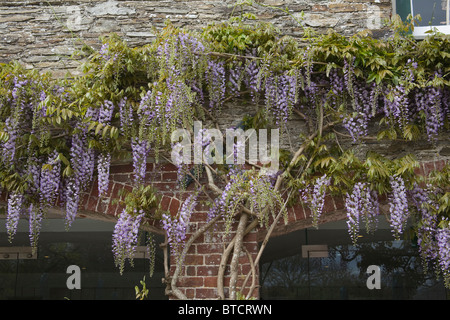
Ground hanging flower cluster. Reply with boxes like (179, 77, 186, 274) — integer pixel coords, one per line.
(388, 176, 410, 240)
(206, 60, 226, 109)
(97, 100, 115, 196)
(6, 192, 23, 243)
(28, 204, 43, 252)
(300, 174, 331, 228)
(345, 182, 379, 245)
(162, 192, 198, 261)
(264, 72, 297, 126)
(65, 129, 95, 228)
(112, 209, 145, 275)
(131, 137, 150, 185)
(436, 224, 450, 287)
(39, 151, 61, 207)
(411, 185, 439, 263)
(410, 184, 450, 285)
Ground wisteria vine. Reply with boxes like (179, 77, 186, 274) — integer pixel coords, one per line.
(0, 19, 449, 295)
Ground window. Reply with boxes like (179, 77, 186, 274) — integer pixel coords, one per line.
(393, 0, 450, 38)
(0, 217, 166, 300)
(260, 217, 449, 300)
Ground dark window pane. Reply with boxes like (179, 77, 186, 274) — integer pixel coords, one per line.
(0, 218, 167, 300)
(260, 218, 449, 300)
(413, 0, 447, 26)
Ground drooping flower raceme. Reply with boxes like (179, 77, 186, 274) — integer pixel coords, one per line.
(244, 57, 260, 103)
(118, 97, 132, 136)
(2, 117, 18, 165)
(39, 151, 61, 206)
(383, 85, 410, 130)
(300, 174, 331, 228)
(171, 141, 191, 188)
(264, 73, 296, 125)
(206, 60, 226, 110)
(162, 193, 198, 261)
(345, 182, 379, 245)
(27, 157, 41, 194)
(342, 112, 368, 142)
(388, 176, 410, 240)
(410, 184, 440, 263)
(207, 177, 234, 223)
(65, 129, 96, 228)
(28, 203, 43, 251)
(97, 152, 111, 196)
(112, 209, 145, 275)
(229, 62, 244, 97)
(422, 86, 444, 142)
(6, 192, 24, 243)
(131, 137, 150, 185)
(436, 224, 450, 286)
(98, 100, 115, 124)
(97, 100, 115, 196)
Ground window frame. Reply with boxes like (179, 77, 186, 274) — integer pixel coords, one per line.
(393, 0, 450, 38)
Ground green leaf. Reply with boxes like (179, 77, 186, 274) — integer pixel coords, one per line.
(95, 123, 104, 135)
(57, 153, 70, 166)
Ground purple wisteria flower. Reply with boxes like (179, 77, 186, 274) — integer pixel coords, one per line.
(28, 203, 43, 251)
(265, 73, 296, 125)
(138, 90, 155, 129)
(97, 100, 114, 196)
(229, 63, 244, 97)
(162, 193, 198, 260)
(422, 86, 443, 142)
(171, 141, 190, 187)
(345, 182, 379, 245)
(65, 178, 80, 229)
(329, 68, 345, 98)
(388, 176, 409, 239)
(300, 174, 331, 228)
(65, 130, 95, 228)
(39, 151, 61, 206)
(99, 42, 118, 62)
(207, 177, 235, 223)
(131, 137, 150, 185)
(118, 97, 132, 135)
(436, 224, 450, 285)
(98, 100, 115, 124)
(112, 209, 145, 274)
(244, 57, 260, 102)
(206, 60, 226, 109)
(97, 152, 111, 197)
(410, 184, 439, 262)
(2, 117, 18, 165)
(383, 85, 409, 130)
(6, 191, 24, 243)
(343, 112, 368, 142)
(27, 157, 41, 194)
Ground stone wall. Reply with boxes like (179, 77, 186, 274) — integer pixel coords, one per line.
(0, 0, 393, 77)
